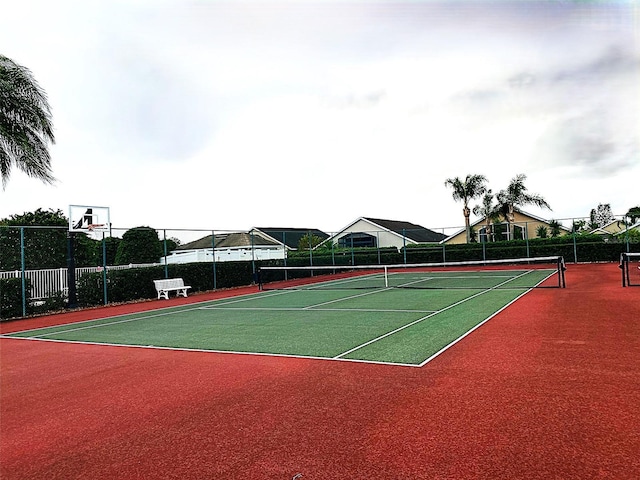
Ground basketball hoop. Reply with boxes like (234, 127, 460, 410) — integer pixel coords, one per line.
(69, 205, 110, 234)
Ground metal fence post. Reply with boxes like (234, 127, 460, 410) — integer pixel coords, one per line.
(250, 231, 256, 282)
(102, 232, 108, 305)
(350, 236, 355, 265)
(402, 229, 407, 264)
(211, 230, 217, 290)
(163, 230, 168, 279)
(66, 231, 78, 309)
(283, 231, 288, 280)
(572, 218, 578, 263)
(20, 227, 26, 318)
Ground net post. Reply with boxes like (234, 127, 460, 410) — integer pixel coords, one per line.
(557, 256, 566, 288)
(620, 253, 628, 287)
(384, 266, 388, 288)
(625, 253, 632, 287)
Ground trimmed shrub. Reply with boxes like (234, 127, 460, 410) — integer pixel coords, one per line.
(76, 261, 258, 307)
(115, 227, 163, 265)
(0, 277, 30, 319)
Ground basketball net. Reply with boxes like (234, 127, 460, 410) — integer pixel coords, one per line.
(86, 224, 105, 232)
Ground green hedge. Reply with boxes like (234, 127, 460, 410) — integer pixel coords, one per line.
(0, 277, 30, 320)
(286, 247, 402, 266)
(76, 261, 256, 307)
(403, 234, 634, 264)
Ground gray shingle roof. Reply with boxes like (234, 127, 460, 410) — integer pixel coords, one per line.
(253, 228, 329, 249)
(176, 234, 224, 250)
(363, 217, 446, 243)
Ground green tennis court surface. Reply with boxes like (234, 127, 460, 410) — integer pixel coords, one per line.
(4, 268, 557, 366)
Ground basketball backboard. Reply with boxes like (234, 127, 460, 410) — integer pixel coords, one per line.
(69, 205, 111, 235)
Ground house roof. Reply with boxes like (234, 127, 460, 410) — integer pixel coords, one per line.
(362, 217, 446, 243)
(176, 234, 226, 250)
(590, 219, 639, 235)
(177, 232, 279, 250)
(252, 227, 329, 249)
(177, 228, 329, 251)
(216, 232, 280, 248)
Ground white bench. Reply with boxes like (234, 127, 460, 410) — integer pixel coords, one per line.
(153, 278, 191, 300)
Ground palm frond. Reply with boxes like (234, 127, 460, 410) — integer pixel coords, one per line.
(0, 54, 55, 188)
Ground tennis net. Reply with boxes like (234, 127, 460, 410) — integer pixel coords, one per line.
(258, 256, 566, 291)
(620, 252, 640, 287)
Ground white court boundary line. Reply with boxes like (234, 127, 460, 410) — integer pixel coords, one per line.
(0, 335, 423, 368)
(1, 270, 555, 368)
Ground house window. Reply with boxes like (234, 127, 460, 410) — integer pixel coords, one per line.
(338, 232, 377, 248)
(513, 224, 525, 240)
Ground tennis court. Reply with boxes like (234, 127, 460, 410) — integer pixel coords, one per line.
(4, 261, 640, 480)
(3, 260, 563, 366)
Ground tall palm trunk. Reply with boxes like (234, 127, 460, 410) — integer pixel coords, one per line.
(463, 206, 471, 243)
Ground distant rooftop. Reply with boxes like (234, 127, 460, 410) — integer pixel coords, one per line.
(363, 217, 446, 243)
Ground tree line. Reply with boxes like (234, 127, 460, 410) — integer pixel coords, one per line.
(0, 209, 176, 271)
(445, 173, 639, 243)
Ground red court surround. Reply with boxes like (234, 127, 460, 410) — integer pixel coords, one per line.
(1, 263, 639, 479)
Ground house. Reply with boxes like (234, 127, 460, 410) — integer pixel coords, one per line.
(590, 219, 640, 239)
(444, 209, 571, 244)
(252, 227, 330, 250)
(161, 231, 282, 264)
(323, 217, 446, 251)
(161, 227, 329, 264)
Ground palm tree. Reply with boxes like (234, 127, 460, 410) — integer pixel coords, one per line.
(0, 54, 55, 188)
(472, 190, 500, 242)
(496, 174, 551, 240)
(625, 206, 640, 224)
(548, 219, 562, 237)
(444, 174, 488, 243)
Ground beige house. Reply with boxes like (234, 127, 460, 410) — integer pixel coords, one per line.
(444, 210, 570, 245)
(591, 220, 640, 238)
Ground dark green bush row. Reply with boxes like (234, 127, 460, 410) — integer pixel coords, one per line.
(0, 277, 30, 319)
(76, 261, 256, 307)
(0, 277, 68, 320)
(263, 235, 637, 270)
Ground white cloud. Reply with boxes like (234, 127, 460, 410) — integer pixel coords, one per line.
(1, 1, 639, 238)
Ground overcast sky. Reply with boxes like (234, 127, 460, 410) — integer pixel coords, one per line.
(1, 0, 639, 240)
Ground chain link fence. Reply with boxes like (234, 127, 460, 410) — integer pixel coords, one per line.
(1, 216, 638, 319)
